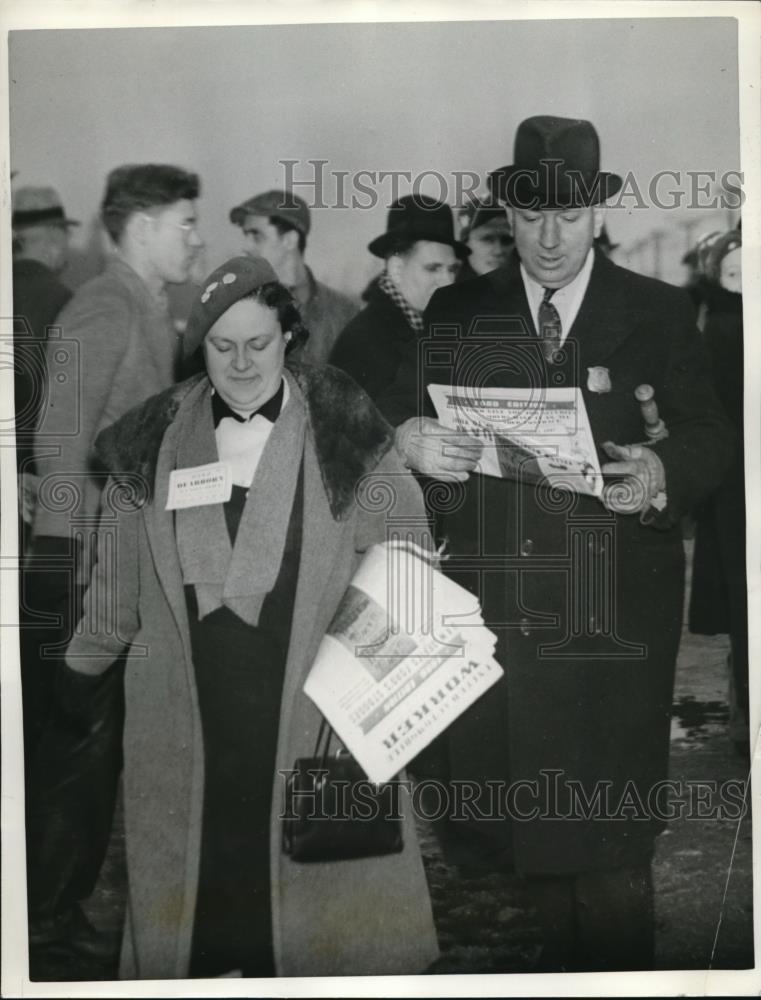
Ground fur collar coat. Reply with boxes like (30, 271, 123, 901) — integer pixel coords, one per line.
(67, 362, 438, 979)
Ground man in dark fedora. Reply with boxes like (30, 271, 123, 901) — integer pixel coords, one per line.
(330, 195, 477, 419)
(379, 116, 733, 970)
(230, 189, 357, 364)
(12, 187, 77, 473)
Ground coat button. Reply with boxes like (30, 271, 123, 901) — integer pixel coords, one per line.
(520, 617, 531, 637)
(521, 538, 534, 556)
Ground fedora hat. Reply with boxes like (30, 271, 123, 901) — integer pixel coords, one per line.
(488, 116, 622, 209)
(12, 186, 80, 230)
(368, 195, 470, 260)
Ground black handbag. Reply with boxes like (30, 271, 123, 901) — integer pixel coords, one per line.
(282, 718, 403, 862)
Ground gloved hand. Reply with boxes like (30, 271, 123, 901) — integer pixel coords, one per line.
(395, 418, 483, 481)
(55, 662, 105, 735)
(18, 472, 39, 526)
(600, 441, 666, 514)
(25, 536, 84, 623)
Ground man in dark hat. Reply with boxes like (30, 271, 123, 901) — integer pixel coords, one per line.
(229, 189, 357, 364)
(12, 187, 77, 471)
(379, 116, 733, 971)
(12, 187, 77, 873)
(330, 195, 475, 413)
(25, 164, 203, 965)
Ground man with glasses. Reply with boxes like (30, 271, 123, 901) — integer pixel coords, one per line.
(26, 164, 202, 964)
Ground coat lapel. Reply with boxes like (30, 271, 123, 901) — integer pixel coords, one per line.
(280, 443, 345, 722)
(275, 380, 348, 727)
(568, 254, 634, 370)
(141, 384, 212, 660)
(486, 254, 536, 337)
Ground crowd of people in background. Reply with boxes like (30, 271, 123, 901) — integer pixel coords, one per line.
(10, 114, 746, 979)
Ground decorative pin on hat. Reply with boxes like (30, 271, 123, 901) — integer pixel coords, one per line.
(184, 256, 279, 355)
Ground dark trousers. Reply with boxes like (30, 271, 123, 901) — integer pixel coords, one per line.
(527, 863, 655, 972)
(22, 563, 124, 922)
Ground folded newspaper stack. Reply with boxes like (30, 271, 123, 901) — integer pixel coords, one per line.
(304, 541, 503, 784)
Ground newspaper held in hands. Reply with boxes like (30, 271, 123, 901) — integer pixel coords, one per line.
(428, 383, 603, 498)
(303, 541, 503, 785)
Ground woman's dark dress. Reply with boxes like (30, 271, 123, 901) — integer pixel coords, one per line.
(185, 472, 303, 978)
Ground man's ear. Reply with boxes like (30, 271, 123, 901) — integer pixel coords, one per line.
(592, 206, 605, 239)
(504, 206, 514, 237)
(386, 254, 403, 286)
(126, 211, 151, 248)
(281, 228, 299, 253)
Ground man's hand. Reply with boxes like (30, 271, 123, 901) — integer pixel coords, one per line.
(601, 441, 666, 514)
(395, 417, 483, 481)
(18, 472, 39, 526)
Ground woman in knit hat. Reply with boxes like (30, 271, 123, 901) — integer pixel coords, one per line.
(61, 256, 437, 980)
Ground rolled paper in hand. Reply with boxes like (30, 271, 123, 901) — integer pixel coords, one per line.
(634, 384, 668, 440)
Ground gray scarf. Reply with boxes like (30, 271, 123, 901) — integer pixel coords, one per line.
(174, 375, 306, 627)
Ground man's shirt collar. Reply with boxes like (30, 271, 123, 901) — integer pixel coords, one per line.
(520, 247, 595, 344)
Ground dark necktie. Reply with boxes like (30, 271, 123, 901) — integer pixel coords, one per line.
(538, 287, 562, 363)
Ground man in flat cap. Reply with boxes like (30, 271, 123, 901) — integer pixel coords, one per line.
(381, 116, 733, 971)
(25, 164, 203, 963)
(230, 189, 357, 364)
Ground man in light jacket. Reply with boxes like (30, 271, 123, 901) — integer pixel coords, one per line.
(26, 164, 203, 963)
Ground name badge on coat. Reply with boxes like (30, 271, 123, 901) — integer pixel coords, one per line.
(166, 461, 232, 510)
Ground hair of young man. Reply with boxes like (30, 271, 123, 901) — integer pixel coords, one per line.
(100, 164, 200, 244)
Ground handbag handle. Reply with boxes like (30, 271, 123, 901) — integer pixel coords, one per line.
(313, 717, 352, 765)
(314, 715, 332, 763)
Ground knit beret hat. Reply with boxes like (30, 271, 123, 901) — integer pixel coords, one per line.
(184, 255, 279, 355)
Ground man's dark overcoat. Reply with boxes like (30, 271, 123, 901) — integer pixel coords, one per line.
(329, 278, 416, 402)
(381, 250, 733, 876)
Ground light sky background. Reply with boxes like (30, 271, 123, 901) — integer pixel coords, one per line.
(9, 17, 741, 295)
